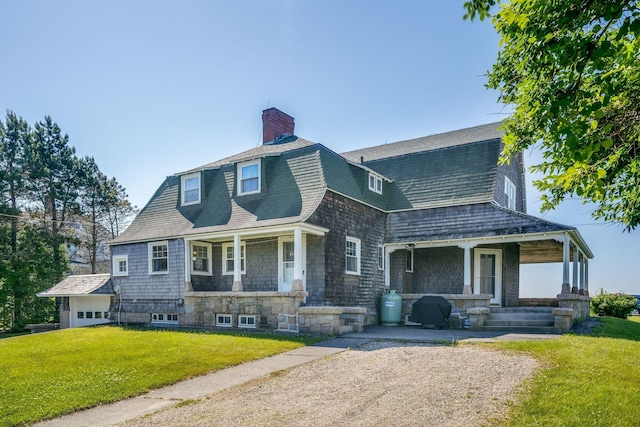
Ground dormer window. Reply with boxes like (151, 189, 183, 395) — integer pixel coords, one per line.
(368, 172, 383, 194)
(238, 160, 261, 195)
(181, 172, 201, 206)
(504, 177, 516, 210)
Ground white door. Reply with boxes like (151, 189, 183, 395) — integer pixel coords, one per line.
(474, 249, 502, 305)
(278, 237, 306, 292)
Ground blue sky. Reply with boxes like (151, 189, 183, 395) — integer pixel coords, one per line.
(1, 1, 638, 296)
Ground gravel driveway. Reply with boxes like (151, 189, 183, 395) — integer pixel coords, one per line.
(122, 342, 539, 426)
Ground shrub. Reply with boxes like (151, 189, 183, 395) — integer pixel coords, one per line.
(590, 289, 638, 319)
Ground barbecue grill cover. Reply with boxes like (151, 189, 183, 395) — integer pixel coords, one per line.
(410, 296, 452, 327)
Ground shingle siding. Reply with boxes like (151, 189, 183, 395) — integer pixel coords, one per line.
(307, 190, 387, 316)
(110, 239, 184, 314)
(494, 150, 526, 212)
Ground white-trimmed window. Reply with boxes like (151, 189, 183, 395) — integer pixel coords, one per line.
(504, 177, 516, 210)
(191, 243, 212, 275)
(181, 172, 201, 205)
(77, 311, 84, 319)
(216, 314, 233, 327)
(222, 242, 246, 275)
(377, 245, 385, 271)
(112, 255, 128, 277)
(238, 315, 257, 329)
(151, 313, 178, 324)
(237, 160, 261, 195)
(368, 172, 383, 194)
(346, 236, 361, 275)
(406, 249, 414, 273)
(148, 241, 168, 274)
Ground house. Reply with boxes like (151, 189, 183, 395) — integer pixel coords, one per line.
(104, 108, 592, 333)
(37, 274, 113, 329)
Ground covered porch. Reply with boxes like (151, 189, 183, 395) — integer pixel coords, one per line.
(383, 229, 593, 332)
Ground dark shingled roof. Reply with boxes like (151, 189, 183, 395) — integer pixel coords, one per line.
(341, 122, 503, 163)
(113, 138, 391, 244)
(385, 202, 574, 243)
(37, 274, 113, 297)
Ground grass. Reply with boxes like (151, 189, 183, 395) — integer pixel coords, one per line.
(0, 326, 318, 426)
(491, 316, 640, 427)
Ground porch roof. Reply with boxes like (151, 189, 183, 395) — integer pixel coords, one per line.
(385, 202, 593, 261)
(37, 274, 113, 298)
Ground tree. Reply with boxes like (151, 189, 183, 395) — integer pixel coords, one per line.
(464, 1, 640, 230)
(25, 116, 81, 279)
(0, 111, 30, 250)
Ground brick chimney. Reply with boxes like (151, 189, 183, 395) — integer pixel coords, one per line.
(262, 107, 295, 144)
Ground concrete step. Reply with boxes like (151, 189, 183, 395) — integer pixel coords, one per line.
(485, 319, 554, 327)
(483, 325, 558, 334)
(488, 313, 554, 321)
(490, 307, 554, 314)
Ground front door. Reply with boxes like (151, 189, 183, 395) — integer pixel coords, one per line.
(278, 237, 306, 292)
(474, 249, 502, 305)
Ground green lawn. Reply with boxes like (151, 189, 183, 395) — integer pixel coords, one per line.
(0, 326, 316, 426)
(493, 316, 640, 427)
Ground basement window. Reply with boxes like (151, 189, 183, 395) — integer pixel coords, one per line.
(151, 313, 178, 324)
(216, 314, 233, 327)
(238, 315, 257, 329)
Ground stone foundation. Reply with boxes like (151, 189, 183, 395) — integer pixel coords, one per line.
(183, 291, 307, 329)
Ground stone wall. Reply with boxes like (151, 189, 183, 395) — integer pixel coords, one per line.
(298, 306, 366, 334)
(401, 293, 491, 318)
(557, 294, 591, 319)
(183, 291, 306, 328)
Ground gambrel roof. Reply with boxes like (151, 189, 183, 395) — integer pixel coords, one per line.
(109, 120, 590, 258)
(110, 139, 388, 244)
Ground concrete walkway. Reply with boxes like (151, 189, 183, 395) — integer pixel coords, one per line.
(33, 328, 560, 427)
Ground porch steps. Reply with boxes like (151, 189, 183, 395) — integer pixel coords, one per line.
(484, 307, 556, 333)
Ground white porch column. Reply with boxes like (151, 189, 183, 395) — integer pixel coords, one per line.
(184, 239, 193, 291)
(572, 246, 579, 294)
(232, 234, 243, 291)
(584, 260, 589, 296)
(561, 233, 571, 294)
(291, 227, 304, 292)
(384, 247, 395, 289)
(462, 244, 473, 295)
(579, 253, 586, 295)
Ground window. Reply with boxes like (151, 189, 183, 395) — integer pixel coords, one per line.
(181, 172, 201, 205)
(368, 172, 383, 194)
(377, 245, 385, 271)
(151, 313, 178, 324)
(112, 255, 128, 277)
(504, 177, 516, 210)
(77, 311, 84, 319)
(222, 242, 246, 275)
(191, 243, 212, 275)
(216, 314, 233, 327)
(345, 237, 361, 275)
(95, 311, 102, 319)
(406, 249, 414, 273)
(86, 311, 93, 319)
(238, 315, 257, 329)
(148, 241, 168, 274)
(237, 160, 261, 195)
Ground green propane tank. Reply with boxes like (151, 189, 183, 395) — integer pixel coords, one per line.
(380, 290, 402, 326)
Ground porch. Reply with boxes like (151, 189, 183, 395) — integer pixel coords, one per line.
(397, 293, 589, 333)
